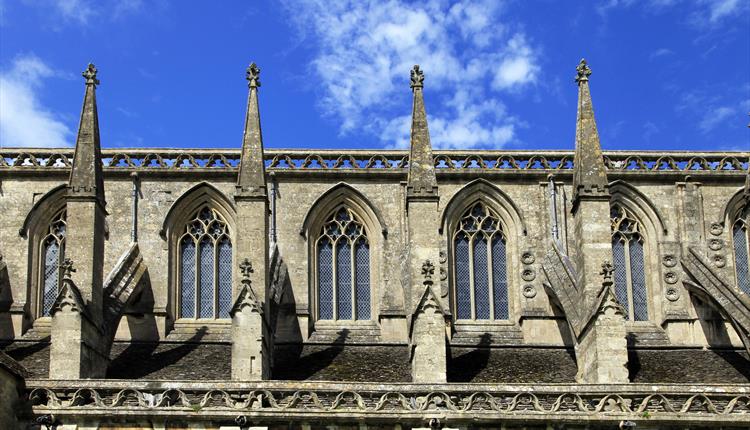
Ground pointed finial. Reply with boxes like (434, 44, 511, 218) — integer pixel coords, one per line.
(59, 258, 76, 279)
(240, 258, 254, 279)
(421, 260, 435, 282)
(575, 59, 591, 85)
(600, 261, 614, 285)
(83, 63, 99, 87)
(410, 65, 424, 89)
(246, 63, 261, 89)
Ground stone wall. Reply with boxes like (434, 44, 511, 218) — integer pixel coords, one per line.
(0, 150, 748, 351)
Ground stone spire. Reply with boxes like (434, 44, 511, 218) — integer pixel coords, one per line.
(68, 63, 105, 204)
(571, 59, 608, 208)
(406, 65, 438, 197)
(236, 62, 267, 198)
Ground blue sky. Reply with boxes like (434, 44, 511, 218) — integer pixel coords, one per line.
(0, 0, 748, 151)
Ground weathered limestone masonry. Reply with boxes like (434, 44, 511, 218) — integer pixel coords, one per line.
(568, 59, 628, 383)
(405, 65, 447, 383)
(0, 60, 749, 428)
(231, 63, 272, 380)
(49, 64, 109, 379)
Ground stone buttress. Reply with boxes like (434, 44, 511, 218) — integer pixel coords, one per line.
(568, 59, 628, 383)
(231, 63, 272, 380)
(405, 65, 447, 383)
(49, 64, 109, 379)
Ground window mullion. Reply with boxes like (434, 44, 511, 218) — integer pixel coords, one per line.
(332, 238, 338, 321)
(468, 232, 476, 320)
(486, 232, 495, 320)
(350, 237, 356, 320)
(624, 239, 634, 321)
(195, 236, 201, 319)
(213, 237, 219, 319)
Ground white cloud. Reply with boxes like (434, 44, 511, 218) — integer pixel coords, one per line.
(649, 48, 675, 60)
(0, 54, 72, 147)
(597, 0, 746, 25)
(282, 0, 539, 149)
(698, 106, 735, 132)
(50, 0, 95, 25)
(703, 0, 741, 22)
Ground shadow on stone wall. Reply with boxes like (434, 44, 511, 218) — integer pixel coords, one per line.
(0, 261, 13, 338)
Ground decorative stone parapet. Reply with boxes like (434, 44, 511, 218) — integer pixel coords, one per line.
(22, 380, 750, 427)
(1, 149, 747, 173)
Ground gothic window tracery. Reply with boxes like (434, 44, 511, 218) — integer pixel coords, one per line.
(316, 207, 370, 321)
(611, 204, 649, 321)
(452, 201, 509, 321)
(40, 209, 66, 317)
(178, 207, 232, 319)
(733, 205, 750, 295)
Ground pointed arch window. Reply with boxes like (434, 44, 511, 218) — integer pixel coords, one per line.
(452, 202, 509, 321)
(178, 207, 232, 319)
(39, 209, 66, 317)
(733, 205, 750, 295)
(316, 207, 370, 321)
(611, 205, 649, 321)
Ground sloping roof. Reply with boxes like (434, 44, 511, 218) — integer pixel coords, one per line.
(3, 340, 749, 383)
(449, 347, 577, 383)
(629, 349, 750, 383)
(0, 348, 28, 380)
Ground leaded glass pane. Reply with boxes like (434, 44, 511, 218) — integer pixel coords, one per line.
(42, 239, 59, 316)
(180, 238, 196, 318)
(491, 235, 509, 320)
(455, 233, 471, 319)
(734, 222, 750, 295)
(355, 239, 370, 320)
(217, 238, 232, 319)
(336, 240, 353, 320)
(317, 207, 370, 321)
(612, 236, 630, 318)
(629, 239, 649, 321)
(318, 239, 334, 320)
(199, 238, 214, 318)
(473, 235, 490, 320)
(454, 202, 507, 321)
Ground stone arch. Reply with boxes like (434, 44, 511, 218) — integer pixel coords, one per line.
(19, 184, 67, 239)
(161, 182, 237, 322)
(721, 186, 749, 226)
(160, 182, 236, 241)
(19, 184, 68, 321)
(300, 182, 386, 239)
(609, 180, 668, 239)
(440, 179, 525, 325)
(608, 181, 665, 323)
(440, 178, 526, 237)
(302, 183, 385, 326)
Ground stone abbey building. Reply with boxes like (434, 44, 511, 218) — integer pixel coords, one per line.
(0, 60, 749, 429)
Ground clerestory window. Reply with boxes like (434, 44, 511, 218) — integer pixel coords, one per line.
(611, 204, 649, 321)
(39, 209, 66, 317)
(733, 205, 750, 295)
(316, 207, 370, 321)
(178, 207, 232, 319)
(452, 202, 509, 321)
